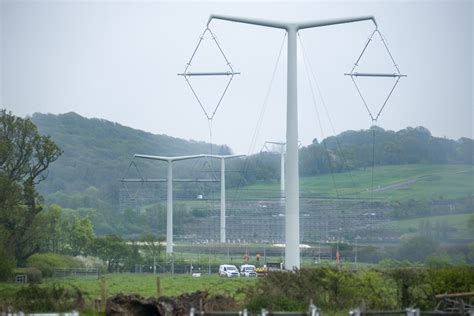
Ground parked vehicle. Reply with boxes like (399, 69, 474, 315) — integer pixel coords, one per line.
(239, 264, 257, 277)
(266, 262, 284, 271)
(218, 264, 240, 277)
(256, 262, 284, 276)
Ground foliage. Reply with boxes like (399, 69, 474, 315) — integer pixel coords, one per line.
(32, 112, 472, 204)
(245, 267, 361, 311)
(0, 229, 16, 280)
(2, 283, 85, 312)
(13, 267, 43, 283)
(426, 265, 474, 295)
(39, 204, 64, 253)
(319, 126, 473, 168)
(245, 266, 474, 312)
(89, 235, 135, 272)
(0, 274, 254, 312)
(382, 267, 428, 308)
(354, 269, 398, 310)
(0, 267, 473, 312)
(26, 253, 84, 278)
(398, 235, 439, 262)
(141, 233, 165, 273)
(0, 109, 62, 264)
(27, 111, 474, 241)
(32, 112, 231, 198)
(66, 214, 95, 256)
(0, 252, 15, 281)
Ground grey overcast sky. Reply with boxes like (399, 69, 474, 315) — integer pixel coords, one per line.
(1, 0, 473, 154)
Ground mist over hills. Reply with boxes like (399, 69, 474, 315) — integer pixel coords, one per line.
(28, 111, 473, 238)
(32, 112, 473, 206)
(32, 112, 231, 198)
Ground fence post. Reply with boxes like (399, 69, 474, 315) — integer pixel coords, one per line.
(156, 276, 161, 297)
(190, 307, 195, 316)
(100, 276, 108, 314)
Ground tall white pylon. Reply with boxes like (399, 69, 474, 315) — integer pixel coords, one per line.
(204, 154, 245, 243)
(207, 14, 377, 270)
(134, 154, 205, 254)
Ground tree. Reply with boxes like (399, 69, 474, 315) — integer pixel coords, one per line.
(398, 235, 439, 262)
(40, 204, 63, 253)
(90, 235, 132, 272)
(67, 214, 95, 256)
(0, 109, 62, 263)
(384, 268, 426, 308)
(141, 233, 164, 274)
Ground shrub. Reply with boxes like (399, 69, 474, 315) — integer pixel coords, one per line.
(26, 253, 84, 278)
(245, 266, 474, 312)
(12, 283, 85, 312)
(13, 267, 42, 283)
(427, 266, 474, 295)
(245, 267, 360, 312)
(0, 248, 16, 281)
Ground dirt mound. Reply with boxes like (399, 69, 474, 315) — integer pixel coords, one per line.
(106, 291, 237, 316)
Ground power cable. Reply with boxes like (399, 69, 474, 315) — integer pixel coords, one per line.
(298, 33, 360, 197)
(299, 35, 340, 199)
(228, 32, 287, 211)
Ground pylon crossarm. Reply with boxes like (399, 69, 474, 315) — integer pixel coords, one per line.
(178, 72, 240, 76)
(120, 178, 220, 183)
(345, 72, 406, 78)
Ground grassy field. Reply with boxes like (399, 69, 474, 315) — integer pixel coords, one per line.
(227, 164, 473, 201)
(385, 213, 472, 238)
(0, 274, 256, 304)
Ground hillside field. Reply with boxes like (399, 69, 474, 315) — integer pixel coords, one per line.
(384, 213, 472, 239)
(227, 164, 473, 201)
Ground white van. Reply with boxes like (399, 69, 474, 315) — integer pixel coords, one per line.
(218, 264, 240, 277)
(240, 264, 257, 277)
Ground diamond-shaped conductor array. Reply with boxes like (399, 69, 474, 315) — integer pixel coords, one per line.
(178, 27, 240, 121)
(345, 29, 406, 122)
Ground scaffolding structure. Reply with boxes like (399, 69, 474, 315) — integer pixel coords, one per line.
(118, 181, 390, 244)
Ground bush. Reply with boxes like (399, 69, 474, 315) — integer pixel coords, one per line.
(12, 283, 85, 312)
(244, 266, 474, 312)
(13, 267, 42, 283)
(427, 266, 474, 295)
(0, 248, 16, 281)
(26, 253, 84, 278)
(245, 267, 360, 312)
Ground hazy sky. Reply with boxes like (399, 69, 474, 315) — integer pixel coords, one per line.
(1, 0, 473, 154)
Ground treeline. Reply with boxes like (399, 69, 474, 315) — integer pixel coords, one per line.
(239, 126, 473, 182)
(33, 112, 473, 207)
(319, 126, 473, 167)
(32, 112, 231, 199)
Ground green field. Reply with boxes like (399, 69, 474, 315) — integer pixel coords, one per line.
(385, 213, 472, 239)
(227, 164, 473, 201)
(0, 274, 256, 304)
